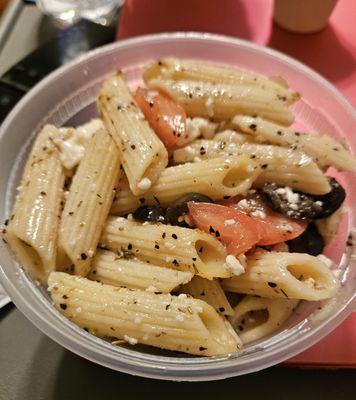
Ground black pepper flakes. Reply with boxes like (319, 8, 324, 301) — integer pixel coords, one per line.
(249, 123, 257, 131)
(171, 233, 178, 240)
(131, 145, 136, 150)
(277, 130, 283, 136)
(261, 164, 268, 169)
(60, 303, 67, 310)
(219, 307, 225, 312)
(80, 253, 87, 260)
(4, 219, 9, 226)
(215, 230, 220, 238)
(268, 282, 277, 288)
(139, 198, 146, 204)
(154, 244, 160, 249)
(199, 346, 207, 351)
(162, 232, 166, 239)
(223, 196, 231, 199)
(128, 243, 133, 250)
(209, 226, 215, 233)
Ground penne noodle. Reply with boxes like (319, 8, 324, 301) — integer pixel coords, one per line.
(146, 78, 294, 126)
(88, 249, 193, 293)
(100, 216, 233, 279)
(111, 155, 260, 215)
(173, 140, 331, 195)
(181, 276, 234, 317)
(4, 125, 65, 283)
(232, 115, 356, 171)
(48, 272, 242, 356)
(58, 129, 122, 276)
(98, 72, 168, 195)
(144, 58, 300, 105)
(222, 251, 340, 301)
(229, 296, 298, 344)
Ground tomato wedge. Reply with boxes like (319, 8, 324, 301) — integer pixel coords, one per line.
(219, 193, 307, 246)
(134, 87, 186, 149)
(188, 202, 265, 256)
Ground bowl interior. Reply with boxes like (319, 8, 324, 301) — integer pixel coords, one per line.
(0, 33, 355, 380)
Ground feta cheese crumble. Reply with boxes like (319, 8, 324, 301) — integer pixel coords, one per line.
(137, 177, 152, 191)
(54, 119, 104, 169)
(225, 255, 246, 276)
(123, 335, 138, 345)
(224, 219, 236, 226)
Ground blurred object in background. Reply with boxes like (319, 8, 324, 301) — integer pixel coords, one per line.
(0, 0, 9, 15)
(274, 0, 339, 33)
(37, 0, 124, 25)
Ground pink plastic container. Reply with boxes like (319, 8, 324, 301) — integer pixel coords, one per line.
(0, 33, 355, 381)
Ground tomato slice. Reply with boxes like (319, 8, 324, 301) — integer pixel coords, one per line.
(219, 193, 307, 246)
(188, 202, 265, 256)
(134, 87, 186, 149)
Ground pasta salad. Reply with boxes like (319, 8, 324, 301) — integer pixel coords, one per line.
(3, 57, 355, 357)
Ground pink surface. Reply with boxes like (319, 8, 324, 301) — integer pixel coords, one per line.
(117, 0, 356, 368)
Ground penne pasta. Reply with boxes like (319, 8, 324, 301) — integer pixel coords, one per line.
(111, 155, 260, 215)
(181, 276, 234, 317)
(146, 78, 294, 126)
(100, 216, 233, 279)
(232, 115, 356, 171)
(48, 272, 242, 356)
(4, 125, 65, 283)
(229, 296, 298, 344)
(88, 249, 193, 293)
(58, 129, 122, 276)
(144, 58, 300, 105)
(173, 140, 331, 195)
(222, 251, 340, 301)
(97, 72, 168, 195)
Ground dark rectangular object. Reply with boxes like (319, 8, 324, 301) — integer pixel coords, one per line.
(2, 19, 115, 91)
(0, 81, 26, 123)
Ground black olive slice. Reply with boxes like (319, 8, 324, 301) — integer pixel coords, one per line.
(315, 177, 346, 219)
(260, 178, 345, 220)
(166, 193, 213, 227)
(287, 222, 324, 256)
(260, 183, 322, 220)
(132, 205, 166, 223)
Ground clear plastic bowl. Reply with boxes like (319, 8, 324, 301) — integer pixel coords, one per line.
(0, 32, 355, 381)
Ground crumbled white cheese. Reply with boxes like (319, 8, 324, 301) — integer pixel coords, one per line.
(224, 219, 236, 226)
(251, 209, 266, 219)
(123, 335, 138, 345)
(146, 285, 158, 293)
(195, 306, 203, 313)
(237, 199, 250, 210)
(178, 293, 187, 299)
(76, 307, 82, 313)
(87, 249, 94, 257)
(225, 255, 246, 276)
(134, 316, 142, 324)
(137, 177, 151, 191)
(303, 277, 316, 289)
(285, 186, 300, 204)
(176, 314, 185, 322)
(54, 119, 104, 169)
(245, 164, 254, 173)
(317, 254, 333, 268)
(180, 117, 217, 146)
